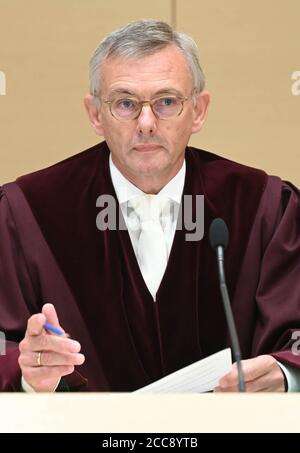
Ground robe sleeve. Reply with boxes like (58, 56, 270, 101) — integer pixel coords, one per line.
(252, 177, 300, 367)
(0, 186, 88, 392)
(0, 186, 37, 391)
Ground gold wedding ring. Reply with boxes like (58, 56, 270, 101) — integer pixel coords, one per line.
(37, 351, 42, 367)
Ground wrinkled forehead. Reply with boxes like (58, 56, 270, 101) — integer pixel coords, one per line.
(99, 45, 193, 96)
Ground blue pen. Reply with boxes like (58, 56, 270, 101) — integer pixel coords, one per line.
(43, 322, 66, 336)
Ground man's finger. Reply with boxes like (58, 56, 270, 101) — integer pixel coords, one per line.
(22, 364, 75, 383)
(26, 313, 47, 337)
(42, 303, 62, 331)
(219, 355, 276, 388)
(20, 351, 85, 368)
(20, 334, 81, 354)
(215, 370, 284, 392)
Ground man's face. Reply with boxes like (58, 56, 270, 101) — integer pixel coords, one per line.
(85, 44, 209, 183)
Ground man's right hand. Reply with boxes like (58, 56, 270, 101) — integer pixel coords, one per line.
(18, 303, 85, 392)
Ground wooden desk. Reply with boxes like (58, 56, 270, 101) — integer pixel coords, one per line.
(0, 393, 299, 433)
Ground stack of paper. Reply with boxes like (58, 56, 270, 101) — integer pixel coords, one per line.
(134, 348, 232, 393)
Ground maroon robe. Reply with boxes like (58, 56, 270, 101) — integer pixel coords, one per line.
(1, 141, 300, 391)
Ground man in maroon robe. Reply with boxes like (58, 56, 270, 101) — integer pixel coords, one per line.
(1, 20, 300, 392)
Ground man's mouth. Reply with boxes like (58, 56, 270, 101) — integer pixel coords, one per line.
(133, 144, 162, 152)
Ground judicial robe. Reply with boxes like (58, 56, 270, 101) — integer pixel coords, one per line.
(0, 141, 300, 391)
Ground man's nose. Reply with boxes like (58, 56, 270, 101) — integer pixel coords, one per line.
(136, 104, 158, 135)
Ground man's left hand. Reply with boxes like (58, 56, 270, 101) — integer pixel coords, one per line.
(214, 354, 286, 392)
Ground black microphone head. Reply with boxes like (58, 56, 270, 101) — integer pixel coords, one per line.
(209, 218, 229, 250)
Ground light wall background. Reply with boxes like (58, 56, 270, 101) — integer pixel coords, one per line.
(0, 0, 299, 185)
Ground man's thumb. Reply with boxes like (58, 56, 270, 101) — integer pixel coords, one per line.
(42, 303, 63, 330)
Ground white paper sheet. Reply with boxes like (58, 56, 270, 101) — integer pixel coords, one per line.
(134, 348, 232, 393)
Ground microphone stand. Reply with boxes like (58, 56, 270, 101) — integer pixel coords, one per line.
(216, 245, 245, 392)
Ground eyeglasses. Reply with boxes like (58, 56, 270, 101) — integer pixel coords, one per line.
(103, 95, 193, 121)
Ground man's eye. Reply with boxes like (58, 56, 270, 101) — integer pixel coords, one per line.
(156, 97, 178, 107)
(163, 97, 175, 106)
(116, 99, 136, 110)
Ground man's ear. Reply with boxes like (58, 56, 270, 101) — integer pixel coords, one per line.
(83, 94, 104, 136)
(191, 90, 210, 134)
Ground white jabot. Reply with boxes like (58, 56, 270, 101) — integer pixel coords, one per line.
(129, 194, 171, 300)
(109, 154, 186, 300)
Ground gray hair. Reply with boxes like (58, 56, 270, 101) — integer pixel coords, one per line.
(89, 19, 205, 104)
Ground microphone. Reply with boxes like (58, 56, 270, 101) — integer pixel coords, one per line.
(209, 218, 245, 392)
